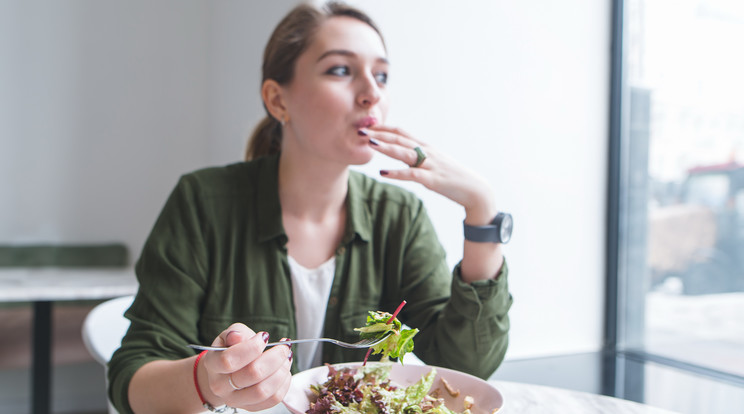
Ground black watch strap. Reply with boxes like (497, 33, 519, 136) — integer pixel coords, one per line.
(463, 212, 512, 244)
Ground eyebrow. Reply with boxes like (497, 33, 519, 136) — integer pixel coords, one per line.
(316, 49, 389, 65)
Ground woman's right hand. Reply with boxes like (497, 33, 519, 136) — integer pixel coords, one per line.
(197, 323, 293, 411)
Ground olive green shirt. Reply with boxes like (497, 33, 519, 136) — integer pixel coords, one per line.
(108, 153, 512, 413)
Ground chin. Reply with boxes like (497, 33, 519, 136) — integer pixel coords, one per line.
(348, 147, 376, 166)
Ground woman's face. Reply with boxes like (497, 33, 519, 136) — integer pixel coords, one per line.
(281, 16, 389, 166)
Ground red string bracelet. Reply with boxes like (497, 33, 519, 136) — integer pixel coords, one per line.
(193, 350, 209, 406)
(193, 351, 234, 413)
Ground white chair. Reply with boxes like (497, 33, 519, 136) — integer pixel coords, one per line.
(82, 294, 134, 414)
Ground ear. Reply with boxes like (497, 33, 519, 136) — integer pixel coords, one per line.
(262, 79, 288, 123)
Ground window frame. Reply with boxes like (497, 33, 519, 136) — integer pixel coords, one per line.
(606, 0, 744, 399)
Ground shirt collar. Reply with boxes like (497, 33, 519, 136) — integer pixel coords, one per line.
(345, 171, 372, 244)
(255, 154, 286, 244)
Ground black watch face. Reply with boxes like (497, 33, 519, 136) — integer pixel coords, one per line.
(500, 214, 513, 243)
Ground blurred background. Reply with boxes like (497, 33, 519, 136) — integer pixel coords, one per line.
(0, 0, 742, 413)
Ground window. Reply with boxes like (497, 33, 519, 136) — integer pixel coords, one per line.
(613, 0, 744, 410)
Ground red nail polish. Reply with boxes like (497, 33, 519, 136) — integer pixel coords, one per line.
(380, 170, 389, 176)
(262, 332, 269, 343)
(357, 129, 368, 136)
(369, 138, 380, 146)
(288, 350, 293, 362)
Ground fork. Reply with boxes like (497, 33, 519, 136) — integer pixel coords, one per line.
(187, 332, 391, 352)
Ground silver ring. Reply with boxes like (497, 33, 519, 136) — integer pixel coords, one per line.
(228, 374, 242, 391)
(412, 146, 427, 168)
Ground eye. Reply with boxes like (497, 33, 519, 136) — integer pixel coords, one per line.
(326, 65, 350, 77)
(374, 71, 388, 85)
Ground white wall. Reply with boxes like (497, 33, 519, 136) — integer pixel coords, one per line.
(1, 0, 610, 361)
(341, 0, 612, 359)
(206, 0, 302, 165)
(0, 0, 212, 253)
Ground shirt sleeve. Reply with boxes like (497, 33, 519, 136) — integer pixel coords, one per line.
(396, 201, 512, 380)
(107, 175, 209, 414)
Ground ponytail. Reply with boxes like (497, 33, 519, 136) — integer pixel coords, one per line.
(245, 116, 282, 161)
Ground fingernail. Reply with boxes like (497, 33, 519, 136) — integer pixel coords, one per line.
(369, 138, 380, 146)
(357, 129, 368, 136)
(380, 170, 389, 176)
(288, 350, 293, 362)
(261, 332, 270, 343)
(280, 337, 292, 348)
(226, 330, 240, 342)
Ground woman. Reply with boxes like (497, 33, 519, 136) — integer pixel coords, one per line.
(108, 2, 512, 413)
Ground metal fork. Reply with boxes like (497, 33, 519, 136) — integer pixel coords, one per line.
(187, 332, 391, 352)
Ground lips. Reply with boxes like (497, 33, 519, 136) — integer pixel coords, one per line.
(354, 116, 378, 129)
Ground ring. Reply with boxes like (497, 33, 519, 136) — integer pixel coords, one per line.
(228, 374, 242, 391)
(412, 146, 427, 168)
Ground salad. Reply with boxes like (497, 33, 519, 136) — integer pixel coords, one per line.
(306, 364, 472, 414)
(304, 303, 474, 413)
(354, 309, 418, 365)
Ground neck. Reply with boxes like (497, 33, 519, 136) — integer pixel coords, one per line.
(278, 147, 349, 220)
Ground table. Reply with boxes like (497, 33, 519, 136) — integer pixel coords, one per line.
(226, 379, 679, 414)
(489, 380, 679, 413)
(0, 268, 138, 414)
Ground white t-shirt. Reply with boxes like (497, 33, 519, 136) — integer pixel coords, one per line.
(288, 255, 336, 372)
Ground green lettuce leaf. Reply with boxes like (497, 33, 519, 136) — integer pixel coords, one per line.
(403, 368, 436, 406)
(354, 310, 419, 363)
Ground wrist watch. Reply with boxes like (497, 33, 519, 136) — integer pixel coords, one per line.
(204, 403, 237, 414)
(463, 212, 513, 244)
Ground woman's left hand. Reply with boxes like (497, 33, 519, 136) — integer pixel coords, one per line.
(366, 125, 497, 223)
(365, 125, 505, 282)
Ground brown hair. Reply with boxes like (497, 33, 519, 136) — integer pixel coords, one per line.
(244, 2, 385, 161)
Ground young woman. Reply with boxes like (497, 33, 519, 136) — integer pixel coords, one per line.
(108, 2, 513, 413)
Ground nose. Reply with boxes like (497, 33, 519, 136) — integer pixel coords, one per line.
(356, 72, 382, 108)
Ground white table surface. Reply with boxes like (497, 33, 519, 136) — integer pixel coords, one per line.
(0, 268, 138, 302)
(490, 380, 679, 413)
(0, 267, 138, 414)
(221, 380, 679, 414)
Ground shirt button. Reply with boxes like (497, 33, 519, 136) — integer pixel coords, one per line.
(329, 296, 338, 306)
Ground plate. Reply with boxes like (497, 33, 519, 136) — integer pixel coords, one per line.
(282, 362, 504, 414)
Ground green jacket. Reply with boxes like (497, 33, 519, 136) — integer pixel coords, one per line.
(108, 153, 512, 413)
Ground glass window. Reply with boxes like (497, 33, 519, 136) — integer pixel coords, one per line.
(621, 0, 744, 383)
(683, 173, 729, 209)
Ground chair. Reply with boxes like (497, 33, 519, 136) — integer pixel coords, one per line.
(82, 294, 134, 414)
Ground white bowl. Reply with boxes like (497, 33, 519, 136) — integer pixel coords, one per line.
(282, 362, 504, 414)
